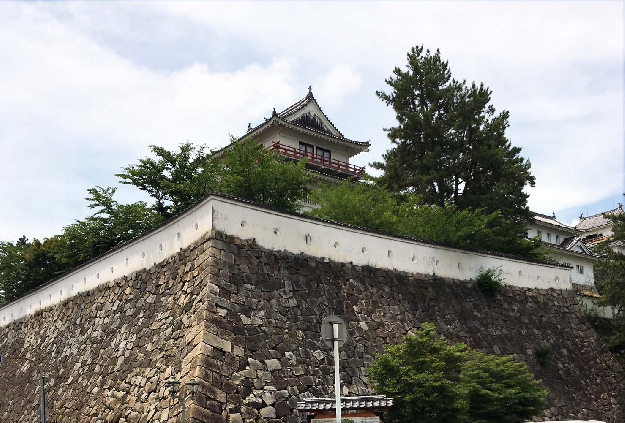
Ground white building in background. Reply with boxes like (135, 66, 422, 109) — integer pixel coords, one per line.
(527, 204, 624, 287)
(527, 213, 597, 286)
(576, 204, 624, 254)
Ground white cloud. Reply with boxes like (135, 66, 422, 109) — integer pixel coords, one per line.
(0, 3, 299, 240)
(315, 65, 362, 108)
(0, 1, 622, 240)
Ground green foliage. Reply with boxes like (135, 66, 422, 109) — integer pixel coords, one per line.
(0, 236, 67, 303)
(309, 181, 400, 233)
(118, 139, 311, 217)
(0, 188, 163, 303)
(367, 323, 468, 423)
(578, 297, 599, 319)
(534, 346, 551, 367)
(217, 138, 311, 212)
(367, 323, 547, 423)
(57, 187, 164, 268)
(1, 138, 311, 303)
(476, 267, 504, 297)
(594, 212, 625, 350)
(373, 45, 534, 223)
(310, 181, 543, 258)
(461, 349, 547, 423)
(116, 142, 219, 218)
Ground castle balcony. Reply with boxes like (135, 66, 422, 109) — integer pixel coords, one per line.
(268, 142, 365, 179)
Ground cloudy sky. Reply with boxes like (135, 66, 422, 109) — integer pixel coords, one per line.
(0, 1, 622, 241)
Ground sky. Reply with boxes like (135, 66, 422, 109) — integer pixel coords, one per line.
(0, 1, 623, 242)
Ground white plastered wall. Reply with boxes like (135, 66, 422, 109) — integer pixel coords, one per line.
(548, 251, 595, 286)
(1, 196, 573, 326)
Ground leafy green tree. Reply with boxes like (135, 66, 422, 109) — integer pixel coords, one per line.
(367, 323, 547, 423)
(0, 236, 66, 303)
(461, 350, 546, 423)
(1, 138, 311, 303)
(595, 212, 625, 349)
(56, 187, 163, 268)
(373, 45, 535, 223)
(217, 138, 311, 212)
(0, 188, 162, 303)
(367, 323, 468, 423)
(309, 181, 400, 233)
(310, 181, 543, 258)
(116, 142, 219, 218)
(118, 139, 311, 216)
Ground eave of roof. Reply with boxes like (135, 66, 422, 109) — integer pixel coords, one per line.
(297, 395, 394, 411)
(543, 242, 597, 259)
(531, 213, 579, 234)
(243, 116, 370, 150)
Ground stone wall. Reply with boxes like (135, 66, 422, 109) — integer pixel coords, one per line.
(1, 231, 623, 422)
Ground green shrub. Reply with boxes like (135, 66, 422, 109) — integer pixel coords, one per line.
(476, 267, 504, 296)
(367, 323, 547, 423)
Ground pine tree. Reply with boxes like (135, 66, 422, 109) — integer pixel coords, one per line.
(373, 46, 535, 223)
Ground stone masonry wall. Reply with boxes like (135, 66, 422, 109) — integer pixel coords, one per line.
(1, 230, 624, 422)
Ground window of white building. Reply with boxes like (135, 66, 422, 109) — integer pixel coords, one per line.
(576, 265, 584, 274)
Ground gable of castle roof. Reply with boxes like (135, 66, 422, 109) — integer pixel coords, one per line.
(243, 89, 370, 150)
(575, 204, 623, 231)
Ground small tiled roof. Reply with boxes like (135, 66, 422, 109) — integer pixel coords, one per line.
(532, 213, 578, 234)
(575, 205, 623, 231)
(560, 236, 577, 250)
(546, 238, 595, 258)
(297, 395, 393, 411)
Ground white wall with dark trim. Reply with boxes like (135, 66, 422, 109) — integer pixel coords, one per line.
(1, 196, 574, 326)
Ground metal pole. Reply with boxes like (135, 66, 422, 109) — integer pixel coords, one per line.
(333, 322, 341, 423)
(180, 396, 186, 423)
(40, 375, 46, 423)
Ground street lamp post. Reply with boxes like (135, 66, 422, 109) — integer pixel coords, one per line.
(165, 378, 200, 423)
(0, 354, 46, 422)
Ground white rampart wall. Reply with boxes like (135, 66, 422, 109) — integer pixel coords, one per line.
(0, 199, 213, 326)
(1, 196, 573, 326)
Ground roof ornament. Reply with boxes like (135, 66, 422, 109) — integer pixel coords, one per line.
(552, 212, 556, 219)
(307, 85, 313, 98)
(272, 108, 277, 117)
(247, 123, 252, 132)
(579, 213, 584, 219)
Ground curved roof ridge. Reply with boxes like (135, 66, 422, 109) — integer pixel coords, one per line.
(278, 88, 346, 138)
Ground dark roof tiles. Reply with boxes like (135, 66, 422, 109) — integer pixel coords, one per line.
(297, 395, 393, 411)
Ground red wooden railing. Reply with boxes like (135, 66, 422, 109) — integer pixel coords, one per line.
(268, 142, 365, 176)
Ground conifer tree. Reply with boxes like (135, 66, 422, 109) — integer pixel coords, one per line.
(374, 46, 535, 223)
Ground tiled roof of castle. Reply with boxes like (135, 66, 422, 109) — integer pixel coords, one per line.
(244, 89, 370, 149)
(297, 395, 393, 411)
(575, 205, 623, 231)
(549, 236, 595, 257)
(532, 213, 578, 233)
(278, 89, 345, 137)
